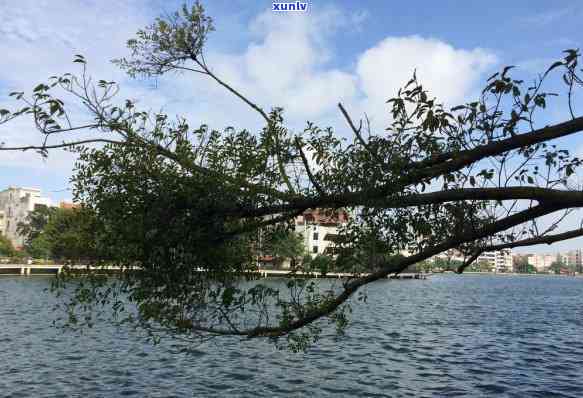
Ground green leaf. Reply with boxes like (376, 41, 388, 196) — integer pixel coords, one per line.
(566, 165, 574, 177)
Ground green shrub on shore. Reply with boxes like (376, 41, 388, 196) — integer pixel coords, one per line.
(0, 235, 17, 257)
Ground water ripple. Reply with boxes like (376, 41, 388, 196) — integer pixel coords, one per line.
(2, 275, 583, 396)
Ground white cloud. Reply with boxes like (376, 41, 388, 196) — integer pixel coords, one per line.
(0, 0, 152, 87)
(0, 0, 154, 167)
(355, 36, 497, 126)
(197, 17, 497, 132)
(207, 8, 360, 122)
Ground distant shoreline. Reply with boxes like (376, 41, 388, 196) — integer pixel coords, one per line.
(440, 271, 582, 277)
(1, 264, 581, 278)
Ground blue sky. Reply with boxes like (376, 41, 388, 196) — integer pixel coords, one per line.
(0, 0, 582, 252)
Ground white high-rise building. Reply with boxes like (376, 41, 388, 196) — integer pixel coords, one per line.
(477, 248, 513, 273)
(0, 187, 51, 249)
(432, 248, 513, 272)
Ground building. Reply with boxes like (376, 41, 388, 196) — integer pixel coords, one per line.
(564, 249, 582, 272)
(527, 254, 555, 272)
(431, 248, 513, 272)
(0, 187, 51, 249)
(59, 201, 79, 210)
(257, 208, 350, 269)
(477, 249, 513, 273)
(295, 208, 349, 258)
(524, 251, 582, 273)
(432, 249, 466, 264)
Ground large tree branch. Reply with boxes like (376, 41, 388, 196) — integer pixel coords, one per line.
(193, 58, 296, 194)
(193, 59, 270, 124)
(487, 227, 583, 251)
(361, 204, 562, 282)
(230, 115, 583, 213)
(456, 227, 583, 273)
(411, 116, 583, 181)
(193, 203, 565, 337)
(220, 187, 583, 220)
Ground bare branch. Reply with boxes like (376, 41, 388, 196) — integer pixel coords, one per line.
(338, 103, 386, 168)
(294, 137, 324, 195)
(0, 138, 125, 151)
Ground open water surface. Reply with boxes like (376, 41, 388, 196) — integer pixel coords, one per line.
(1, 274, 583, 397)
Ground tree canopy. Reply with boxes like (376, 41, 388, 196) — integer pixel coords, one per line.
(261, 229, 305, 269)
(0, 234, 17, 257)
(17, 204, 55, 258)
(16, 206, 100, 262)
(1, 3, 583, 350)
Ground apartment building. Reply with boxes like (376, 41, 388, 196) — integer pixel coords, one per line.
(0, 187, 51, 249)
(477, 249, 513, 273)
(257, 208, 350, 269)
(433, 248, 513, 272)
(527, 254, 555, 272)
(564, 249, 582, 272)
(525, 250, 582, 273)
(295, 208, 349, 258)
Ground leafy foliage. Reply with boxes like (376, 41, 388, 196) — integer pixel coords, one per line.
(261, 228, 305, 268)
(0, 234, 17, 257)
(17, 206, 101, 262)
(43, 207, 102, 262)
(17, 205, 55, 255)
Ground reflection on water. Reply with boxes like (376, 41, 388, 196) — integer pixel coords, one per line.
(1, 275, 583, 397)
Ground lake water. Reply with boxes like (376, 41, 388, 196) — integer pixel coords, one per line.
(1, 275, 583, 397)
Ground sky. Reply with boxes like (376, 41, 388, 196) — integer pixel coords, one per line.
(0, 0, 582, 253)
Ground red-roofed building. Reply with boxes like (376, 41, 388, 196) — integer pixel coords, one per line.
(59, 201, 79, 210)
(295, 208, 349, 258)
